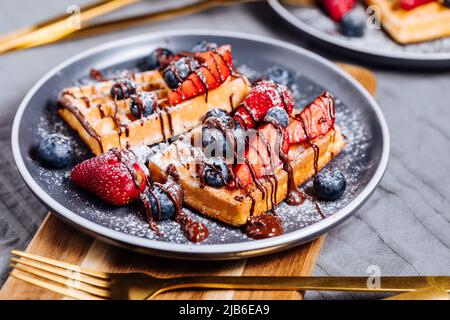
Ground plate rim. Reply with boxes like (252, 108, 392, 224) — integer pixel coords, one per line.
(11, 29, 390, 259)
(268, 0, 450, 63)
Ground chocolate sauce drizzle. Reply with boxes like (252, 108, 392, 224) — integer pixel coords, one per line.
(142, 164, 209, 243)
(245, 213, 283, 240)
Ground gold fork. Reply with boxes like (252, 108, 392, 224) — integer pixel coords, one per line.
(9, 250, 450, 300)
(0, 0, 259, 55)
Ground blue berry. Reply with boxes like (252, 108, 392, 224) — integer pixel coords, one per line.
(163, 68, 180, 89)
(444, 0, 450, 8)
(264, 107, 290, 128)
(36, 134, 75, 169)
(163, 57, 199, 89)
(264, 66, 295, 87)
(147, 48, 173, 70)
(176, 57, 199, 80)
(314, 169, 346, 201)
(147, 185, 176, 221)
(202, 127, 227, 158)
(192, 40, 218, 52)
(110, 80, 136, 100)
(340, 10, 365, 38)
(204, 108, 232, 127)
(204, 158, 230, 188)
(130, 92, 157, 118)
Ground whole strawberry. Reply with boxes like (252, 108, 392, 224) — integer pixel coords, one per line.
(234, 80, 294, 128)
(71, 149, 147, 206)
(400, 0, 434, 10)
(321, 0, 356, 21)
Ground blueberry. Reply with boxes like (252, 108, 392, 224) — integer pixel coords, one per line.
(163, 68, 181, 89)
(35, 134, 75, 169)
(314, 169, 346, 201)
(192, 40, 218, 52)
(444, 0, 450, 8)
(340, 10, 366, 38)
(110, 80, 136, 100)
(146, 185, 176, 221)
(147, 48, 173, 70)
(163, 57, 199, 89)
(204, 108, 232, 127)
(264, 107, 290, 128)
(130, 92, 157, 118)
(204, 158, 230, 188)
(264, 66, 295, 87)
(176, 57, 199, 80)
(202, 127, 228, 158)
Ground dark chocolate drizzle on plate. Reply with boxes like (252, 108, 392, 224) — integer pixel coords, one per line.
(245, 213, 283, 240)
(142, 164, 209, 243)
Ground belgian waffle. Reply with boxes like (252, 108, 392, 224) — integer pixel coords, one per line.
(366, 0, 450, 44)
(58, 71, 250, 155)
(149, 126, 346, 226)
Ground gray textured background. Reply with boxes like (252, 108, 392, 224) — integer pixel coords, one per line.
(0, 0, 449, 299)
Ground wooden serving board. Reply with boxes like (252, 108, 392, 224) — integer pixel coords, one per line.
(0, 64, 375, 300)
(0, 214, 325, 300)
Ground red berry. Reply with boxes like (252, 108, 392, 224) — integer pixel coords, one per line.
(321, 0, 356, 21)
(234, 80, 294, 128)
(400, 0, 434, 10)
(233, 123, 290, 188)
(286, 91, 336, 144)
(71, 149, 147, 206)
(168, 45, 234, 106)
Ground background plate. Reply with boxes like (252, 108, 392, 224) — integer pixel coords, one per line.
(269, 0, 450, 68)
(11, 30, 389, 260)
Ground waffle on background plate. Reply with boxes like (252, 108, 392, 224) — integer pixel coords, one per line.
(366, 0, 450, 44)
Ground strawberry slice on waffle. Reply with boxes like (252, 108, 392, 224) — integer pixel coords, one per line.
(286, 91, 336, 144)
(234, 91, 335, 188)
(168, 45, 233, 105)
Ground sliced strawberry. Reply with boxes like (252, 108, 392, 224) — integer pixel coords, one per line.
(234, 123, 289, 188)
(198, 66, 221, 90)
(71, 149, 146, 206)
(180, 72, 207, 100)
(400, 0, 434, 10)
(204, 56, 222, 82)
(212, 52, 232, 82)
(286, 91, 336, 144)
(168, 45, 234, 106)
(321, 0, 356, 21)
(218, 45, 233, 67)
(168, 90, 182, 105)
(234, 107, 256, 129)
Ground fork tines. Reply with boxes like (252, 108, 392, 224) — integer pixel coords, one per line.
(10, 250, 111, 300)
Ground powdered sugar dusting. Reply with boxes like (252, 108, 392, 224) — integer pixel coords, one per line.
(28, 65, 373, 245)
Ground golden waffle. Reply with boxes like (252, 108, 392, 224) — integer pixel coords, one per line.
(366, 0, 450, 44)
(149, 126, 346, 227)
(58, 71, 251, 155)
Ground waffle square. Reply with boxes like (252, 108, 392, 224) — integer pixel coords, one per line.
(58, 71, 250, 155)
(366, 0, 450, 44)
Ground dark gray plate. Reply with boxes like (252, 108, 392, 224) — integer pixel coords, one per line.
(269, 0, 450, 68)
(11, 30, 389, 260)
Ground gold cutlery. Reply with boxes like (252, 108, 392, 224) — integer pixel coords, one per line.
(9, 250, 450, 300)
(385, 286, 449, 300)
(0, 0, 259, 55)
